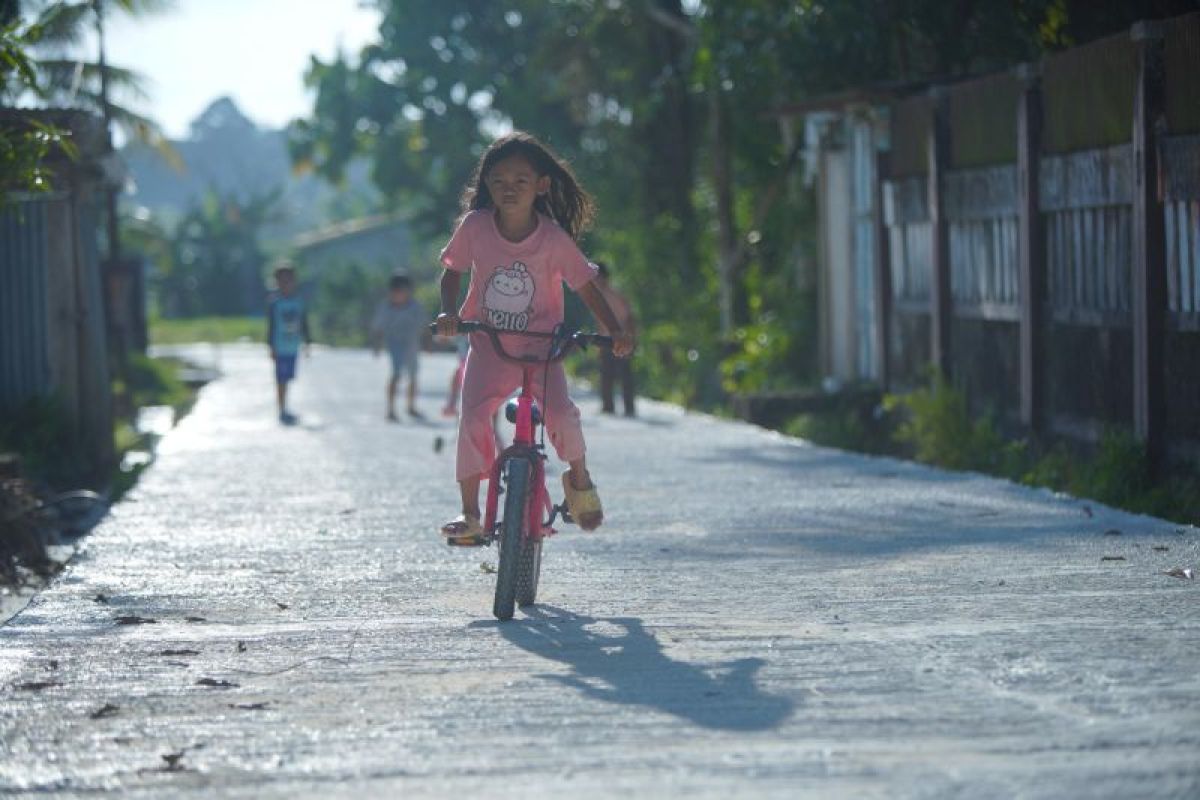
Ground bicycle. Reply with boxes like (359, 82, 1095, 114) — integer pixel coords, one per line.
(433, 321, 613, 621)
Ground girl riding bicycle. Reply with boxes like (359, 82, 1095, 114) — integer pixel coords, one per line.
(434, 131, 635, 542)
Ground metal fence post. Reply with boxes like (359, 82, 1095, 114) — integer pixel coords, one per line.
(873, 151, 893, 391)
(928, 87, 952, 377)
(1016, 63, 1045, 433)
(1131, 21, 1167, 474)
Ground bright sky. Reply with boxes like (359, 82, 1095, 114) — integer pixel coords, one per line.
(105, 0, 381, 138)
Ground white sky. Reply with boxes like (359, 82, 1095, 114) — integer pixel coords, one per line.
(105, 0, 381, 138)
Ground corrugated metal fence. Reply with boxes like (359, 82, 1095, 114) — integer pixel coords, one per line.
(0, 197, 52, 411)
(0, 187, 113, 473)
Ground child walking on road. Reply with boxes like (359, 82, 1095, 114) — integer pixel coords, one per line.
(371, 271, 428, 421)
(266, 263, 311, 424)
(434, 131, 634, 541)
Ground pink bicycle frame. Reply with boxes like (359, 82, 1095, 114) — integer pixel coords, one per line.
(481, 365, 556, 542)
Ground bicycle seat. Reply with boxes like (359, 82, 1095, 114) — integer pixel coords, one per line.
(505, 399, 542, 425)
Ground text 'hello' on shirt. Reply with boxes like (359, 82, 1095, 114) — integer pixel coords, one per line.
(440, 210, 597, 334)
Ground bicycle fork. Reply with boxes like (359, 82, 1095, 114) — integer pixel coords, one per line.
(482, 374, 564, 543)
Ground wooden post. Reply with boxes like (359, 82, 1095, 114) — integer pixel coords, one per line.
(1131, 21, 1167, 473)
(928, 88, 952, 376)
(873, 151, 893, 390)
(1016, 64, 1045, 432)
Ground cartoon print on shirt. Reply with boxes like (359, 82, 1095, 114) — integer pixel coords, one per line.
(482, 262, 535, 331)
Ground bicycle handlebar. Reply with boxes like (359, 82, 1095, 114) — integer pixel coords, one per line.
(429, 321, 613, 364)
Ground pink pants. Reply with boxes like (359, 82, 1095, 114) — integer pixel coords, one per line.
(456, 333, 586, 481)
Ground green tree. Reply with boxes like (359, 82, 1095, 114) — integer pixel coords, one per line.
(156, 190, 277, 317)
(291, 4, 697, 292)
(0, 4, 76, 197)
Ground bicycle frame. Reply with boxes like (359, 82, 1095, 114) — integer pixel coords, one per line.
(432, 321, 613, 619)
(482, 365, 555, 544)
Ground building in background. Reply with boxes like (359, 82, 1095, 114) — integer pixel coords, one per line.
(290, 214, 410, 274)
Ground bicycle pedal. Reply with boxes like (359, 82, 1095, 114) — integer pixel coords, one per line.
(553, 502, 575, 525)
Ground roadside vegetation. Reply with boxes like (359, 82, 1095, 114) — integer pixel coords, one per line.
(0, 354, 198, 585)
(784, 379, 1200, 528)
(0, 354, 196, 493)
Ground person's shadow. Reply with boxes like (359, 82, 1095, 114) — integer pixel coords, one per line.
(489, 605, 795, 731)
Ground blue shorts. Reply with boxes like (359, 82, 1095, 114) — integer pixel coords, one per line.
(274, 354, 298, 384)
(388, 347, 418, 380)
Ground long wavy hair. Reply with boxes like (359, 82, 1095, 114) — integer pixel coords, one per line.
(460, 131, 595, 240)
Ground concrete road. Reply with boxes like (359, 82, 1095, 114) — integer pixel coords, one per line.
(1, 344, 1197, 799)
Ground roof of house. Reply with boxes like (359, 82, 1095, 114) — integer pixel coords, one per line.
(291, 214, 405, 252)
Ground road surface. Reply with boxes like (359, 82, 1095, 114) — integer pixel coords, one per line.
(1, 344, 1197, 798)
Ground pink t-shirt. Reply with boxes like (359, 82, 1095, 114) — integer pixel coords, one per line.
(440, 210, 597, 336)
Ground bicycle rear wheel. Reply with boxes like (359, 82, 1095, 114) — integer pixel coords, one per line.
(516, 534, 542, 608)
(493, 458, 529, 621)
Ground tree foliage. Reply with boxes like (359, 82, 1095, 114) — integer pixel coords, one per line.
(140, 190, 277, 318)
(1, 7, 77, 196)
(293, 0, 1179, 406)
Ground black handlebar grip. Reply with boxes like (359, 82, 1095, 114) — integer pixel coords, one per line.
(428, 320, 480, 334)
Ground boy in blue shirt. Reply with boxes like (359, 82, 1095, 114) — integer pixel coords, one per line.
(266, 264, 311, 423)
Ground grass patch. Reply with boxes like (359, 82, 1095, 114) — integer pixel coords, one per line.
(149, 315, 263, 345)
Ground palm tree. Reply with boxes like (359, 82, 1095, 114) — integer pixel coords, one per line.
(3, 0, 175, 153)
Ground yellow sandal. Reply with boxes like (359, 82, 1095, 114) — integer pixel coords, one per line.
(440, 513, 483, 544)
(562, 472, 604, 531)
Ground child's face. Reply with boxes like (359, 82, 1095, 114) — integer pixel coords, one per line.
(277, 272, 297, 294)
(485, 155, 549, 217)
(389, 287, 411, 305)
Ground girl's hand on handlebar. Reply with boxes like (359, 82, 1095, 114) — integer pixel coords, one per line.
(612, 330, 635, 358)
(435, 313, 461, 337)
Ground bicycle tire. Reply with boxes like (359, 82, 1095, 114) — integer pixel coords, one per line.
(516, 535, 542, 608)
(493, 458, 529, 621)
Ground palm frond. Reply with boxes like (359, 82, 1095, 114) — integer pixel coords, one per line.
(34, 58, 151, 101)
(26, 1, 176, 50)
(26, 2, 92, 49)
(1, 24, 41, 90)
(110, 0, 177, 14)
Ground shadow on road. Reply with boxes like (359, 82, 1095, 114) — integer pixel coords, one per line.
(679, 443, 1135, 560)
(489, 605, 795, 731)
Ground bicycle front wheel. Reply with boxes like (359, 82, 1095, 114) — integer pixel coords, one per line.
(516, 534, 542, 608)
(493, 458, 529, 621)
